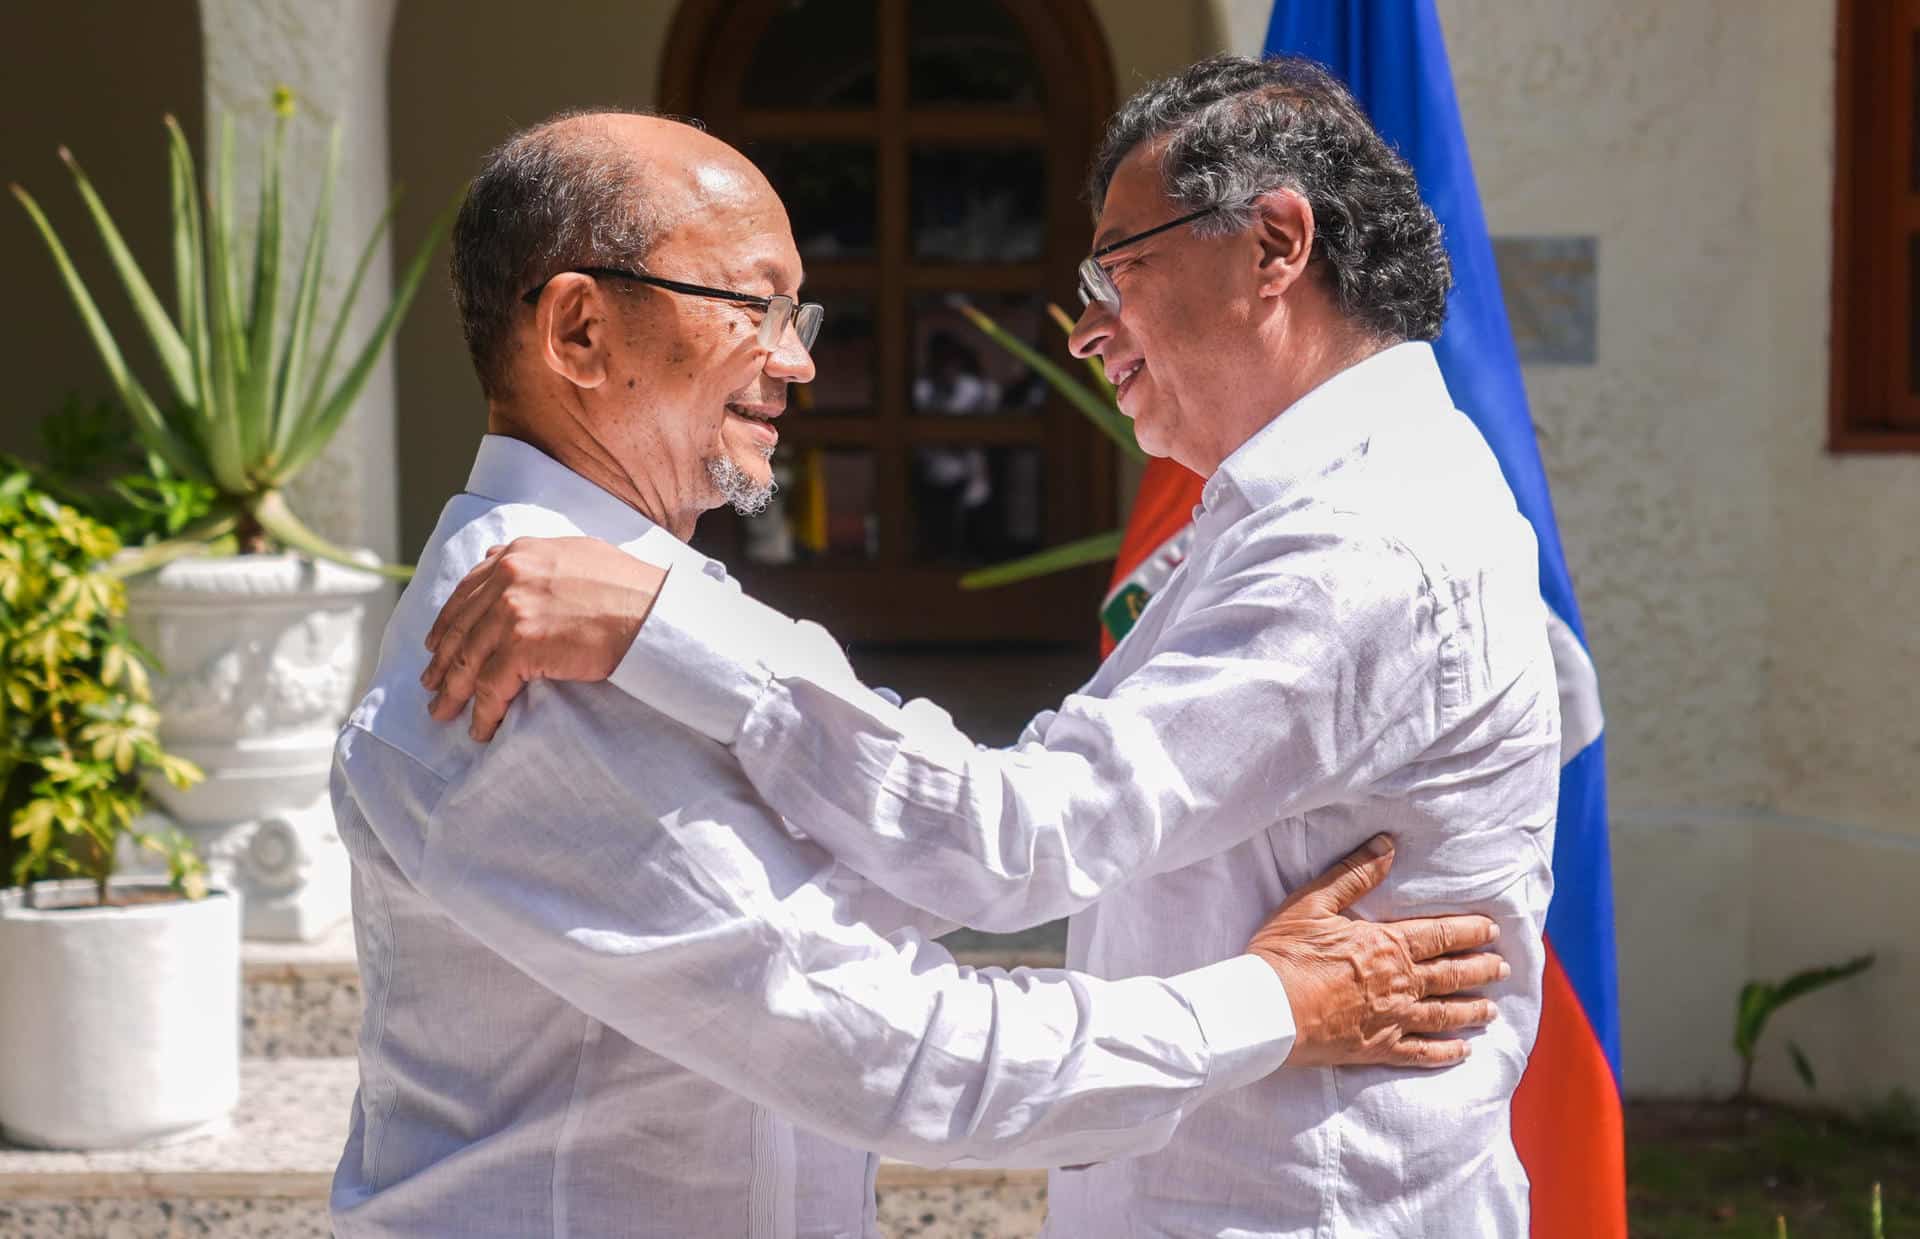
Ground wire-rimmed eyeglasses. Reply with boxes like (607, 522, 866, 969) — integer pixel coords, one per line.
(1076, 207, 1218, 313)
(521, 266, 823, 351)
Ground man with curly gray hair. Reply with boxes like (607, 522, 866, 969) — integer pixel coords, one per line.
(426, 56, 1559, 1236)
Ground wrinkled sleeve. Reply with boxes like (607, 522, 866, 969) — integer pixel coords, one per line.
(392, 682, 1294, 1170)
(611, 524, 1446, 932)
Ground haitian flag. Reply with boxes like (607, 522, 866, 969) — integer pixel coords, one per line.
(1099, 5, 1623, 1234)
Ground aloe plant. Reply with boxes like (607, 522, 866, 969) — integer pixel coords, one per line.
(11, 88, 453, 578)
(956, 303, 1140, 590)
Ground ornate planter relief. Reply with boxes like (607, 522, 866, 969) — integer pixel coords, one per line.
(124, 552, 383, 941)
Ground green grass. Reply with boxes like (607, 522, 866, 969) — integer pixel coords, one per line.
(1628, 1099, 1917, 1237)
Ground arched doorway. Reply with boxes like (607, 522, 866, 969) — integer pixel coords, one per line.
(662, 0, 1118, 644)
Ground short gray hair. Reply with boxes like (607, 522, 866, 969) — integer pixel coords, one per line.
(450, 109, 684, 399)
(1089, 54, 1451, 343)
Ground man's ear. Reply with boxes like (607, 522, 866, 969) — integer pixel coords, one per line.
(1253, 188, 1315, 300)
(536, 273, 611, 391)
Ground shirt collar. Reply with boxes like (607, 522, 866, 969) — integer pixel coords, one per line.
(1201, 341, 1454, 515)
(463, 434, 727, 580)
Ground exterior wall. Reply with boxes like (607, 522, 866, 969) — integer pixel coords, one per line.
(1415, 0, 1918, 1102)
(1202, 0, 1917, 1101)
(0, 3, 203, 465)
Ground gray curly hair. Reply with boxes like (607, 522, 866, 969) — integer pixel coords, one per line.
(1089, 54, 1451, 343)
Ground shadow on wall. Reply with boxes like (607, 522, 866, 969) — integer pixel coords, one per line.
(0, 2, 204, 463)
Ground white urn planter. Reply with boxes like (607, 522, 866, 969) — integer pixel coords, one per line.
(123, 551, 383, 941)
(0, 881, 240, 1149)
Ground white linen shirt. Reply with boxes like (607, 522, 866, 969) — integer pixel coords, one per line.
(327, 435, 1297, 1239)
(613, 342, 1562, 1237)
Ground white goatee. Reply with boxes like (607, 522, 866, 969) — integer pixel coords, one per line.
(707, 449, 777, 517)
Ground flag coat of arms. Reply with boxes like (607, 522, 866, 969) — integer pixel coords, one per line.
(1099, 5, 1623, 1233)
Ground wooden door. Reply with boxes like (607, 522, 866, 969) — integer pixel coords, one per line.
(662, 0, 1118, 643)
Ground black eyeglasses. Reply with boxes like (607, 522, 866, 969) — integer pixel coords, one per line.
(521, 266, 823, 350)
(1076, 207, 1218, 312)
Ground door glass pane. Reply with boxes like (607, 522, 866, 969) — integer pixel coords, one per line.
(910, 147, 1045, 262)
(908, 0, 1042, 107)
(911, 294, 1049, 417)
(911, 444, 1043, 563)
(1910, 233, 1919, 396)
(744, 0, 877, 109)
(747, 445, 878, 565)
(1911, 29, 1919, 192)
(793, 296, 875, 414)
(748, 142, 877, 259)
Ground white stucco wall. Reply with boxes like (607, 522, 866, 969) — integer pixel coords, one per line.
(1211, 0, 1920, 1102)
(1444, 0, 1917, 1104)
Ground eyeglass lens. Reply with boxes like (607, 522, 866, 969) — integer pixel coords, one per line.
(756, 299, 825, 353)
(1078, 258, 1118, 311)
(759, 297, 825, 350)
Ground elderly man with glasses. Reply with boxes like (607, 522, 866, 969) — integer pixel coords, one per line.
(331, 104, 1511, 1239)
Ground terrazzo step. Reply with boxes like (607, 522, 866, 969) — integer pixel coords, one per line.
(241, 924, 1070, 1059)
(0, 1059, 1047, 1238)
(242, 926, 362, 1059)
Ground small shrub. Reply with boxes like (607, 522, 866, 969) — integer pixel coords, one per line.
(0, 462, 204, 904)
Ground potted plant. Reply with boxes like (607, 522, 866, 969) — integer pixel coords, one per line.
(11, 89, 451, 940)
(0, 465, 235, 1150)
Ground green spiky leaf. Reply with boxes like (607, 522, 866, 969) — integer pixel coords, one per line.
(55, 146, 197, 408)
(276, 193, 457, 483)
(959, 529, 1123, 590)
(1786, 1040, 1816, 1091)
(11, 184, 204, 480)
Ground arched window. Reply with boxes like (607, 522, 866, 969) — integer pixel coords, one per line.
(663, 0, 1117, 643)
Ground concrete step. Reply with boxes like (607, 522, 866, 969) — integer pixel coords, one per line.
(0, 1059, 1047, 1237)
(242, 924, 1068, 1060)
(243, 926, 361, 1059)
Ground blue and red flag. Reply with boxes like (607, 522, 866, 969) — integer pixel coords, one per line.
(1099, 4, 1623, 1233)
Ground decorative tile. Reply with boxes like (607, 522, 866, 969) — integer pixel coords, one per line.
(1492, 235, 1598, 364)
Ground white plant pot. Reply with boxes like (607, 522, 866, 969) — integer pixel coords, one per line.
(0, 881, 240, 1150)
(122, 551, 384, 941)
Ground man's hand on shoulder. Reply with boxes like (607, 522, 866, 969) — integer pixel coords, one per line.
(1247, 835, 1507, 1069)
(422, 536, 664, 740)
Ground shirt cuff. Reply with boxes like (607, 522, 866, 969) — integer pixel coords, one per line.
(1170, 953, 1297, 1102)
(608, 565, 789, 744)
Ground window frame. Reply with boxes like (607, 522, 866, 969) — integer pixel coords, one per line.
(1830, 0, 1920, 450)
